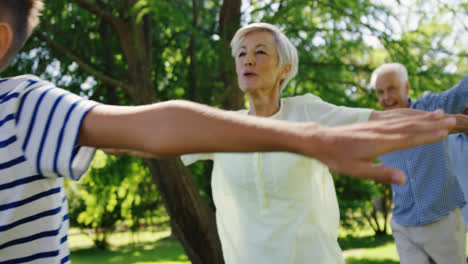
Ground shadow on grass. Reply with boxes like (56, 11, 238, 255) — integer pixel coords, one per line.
(339, 234, 394, 251)
(70, 237, 189, 264)
(346, 257, 399, 264)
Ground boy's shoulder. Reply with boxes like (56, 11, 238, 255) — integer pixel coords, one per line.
(0, 74, 51, 92)
(0, 74, 49, 84)
(0, 74, 42, 82)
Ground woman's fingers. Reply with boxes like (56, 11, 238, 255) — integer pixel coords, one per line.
(334, 162, 406, 185)
(100, 148, 158, 158)
(101, 148, 125, 156)
(385, 116, 454, 149)
(319, 109, 455, 184)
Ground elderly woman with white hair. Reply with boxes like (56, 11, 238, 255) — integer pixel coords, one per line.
(182, 23, 453, 264)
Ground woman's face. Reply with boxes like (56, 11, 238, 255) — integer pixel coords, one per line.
(235, 30, 287, 95)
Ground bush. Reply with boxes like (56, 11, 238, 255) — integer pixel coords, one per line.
(66, 151, 161, 249)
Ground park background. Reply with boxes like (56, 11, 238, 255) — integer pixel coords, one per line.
(4, 0, 468, 263)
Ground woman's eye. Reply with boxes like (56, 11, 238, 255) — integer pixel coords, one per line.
(238, 52, 246, 57)
(256, 50, 266, 55)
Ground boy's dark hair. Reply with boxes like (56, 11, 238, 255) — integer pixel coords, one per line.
(0, 0, 43, 68)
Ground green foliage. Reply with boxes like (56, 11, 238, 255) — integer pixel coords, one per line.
(6, 0, 467, 243)
(66, 151, 160, 249)
(334, 170, 393, 236)
(334, 173, 378, 227)
(185, 160, 215, 210)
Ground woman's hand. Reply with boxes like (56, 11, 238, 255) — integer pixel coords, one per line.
(301, 109, 455, 185)
(100, 148, 158, 158)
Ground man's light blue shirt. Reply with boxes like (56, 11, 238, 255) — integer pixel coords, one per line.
(448, 133, 468, 227)
(379, 75, 468, 226)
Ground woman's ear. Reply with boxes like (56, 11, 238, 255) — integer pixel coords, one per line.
(0, 22, 13, 60)
(280, 64, 292, 80)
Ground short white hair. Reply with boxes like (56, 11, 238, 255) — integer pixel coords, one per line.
(369, 63, 408, 89)
(230, 23, 298, 93)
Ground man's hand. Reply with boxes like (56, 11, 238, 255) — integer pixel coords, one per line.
(450, 114, 468, 134)
(450, 107, 468, 134)
(306, 110, 455, 185)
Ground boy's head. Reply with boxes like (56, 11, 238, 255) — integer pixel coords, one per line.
(0, 0, 43, 72)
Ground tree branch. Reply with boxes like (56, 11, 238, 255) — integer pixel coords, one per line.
(71, 0, 133, 63)
(302, 77, 369, 92)
(39, 21, 130, 81)
(211, 84, 234, 107)
(71, 0, 122, 29)
(301, 60, 373, 73)
(35, 31, 134, 93)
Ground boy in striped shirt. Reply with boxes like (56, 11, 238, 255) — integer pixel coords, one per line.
(0, 1, 456, 263)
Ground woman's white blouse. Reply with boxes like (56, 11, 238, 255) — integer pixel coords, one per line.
(182, 94, 372, 264)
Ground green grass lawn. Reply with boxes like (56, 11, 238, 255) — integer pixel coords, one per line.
(341, 229, 468, 263)
(338, 227, 400, 263)
(340, 233, 399, 264)
(69, 226, 468, 263)
(69, 228, 190, 264)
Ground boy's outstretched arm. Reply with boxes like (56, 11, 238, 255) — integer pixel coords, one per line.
(77, 100, 455, 185)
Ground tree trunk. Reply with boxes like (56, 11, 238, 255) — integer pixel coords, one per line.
(189, 0, 200, 102)
(120, 3, 224, 263)
(219, 0, 243, 110)
(145, 158, 224, 264)
(62, 1, 231, 262)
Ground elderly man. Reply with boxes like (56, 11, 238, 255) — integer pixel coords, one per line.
(370, 63, 468, 264)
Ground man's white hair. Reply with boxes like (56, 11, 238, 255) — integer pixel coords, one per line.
(230, 23, 298, 93)
(370, 63, 408, 89)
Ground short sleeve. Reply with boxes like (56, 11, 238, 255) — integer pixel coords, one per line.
(181, 153, 214, 166)
(14, 76, 99, 180)
(300, 94, 372, 126)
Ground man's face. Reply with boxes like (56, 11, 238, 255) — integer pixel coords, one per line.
(375, 71, 410, 110)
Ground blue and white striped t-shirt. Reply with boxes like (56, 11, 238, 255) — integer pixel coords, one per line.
(0, 75, 98, 264)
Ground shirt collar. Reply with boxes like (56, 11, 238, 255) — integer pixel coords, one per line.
(408, 98, 414, 108)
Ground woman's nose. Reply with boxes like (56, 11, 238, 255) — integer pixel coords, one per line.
(382, 91, 389, 100)
(245, 52, 255, 66)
